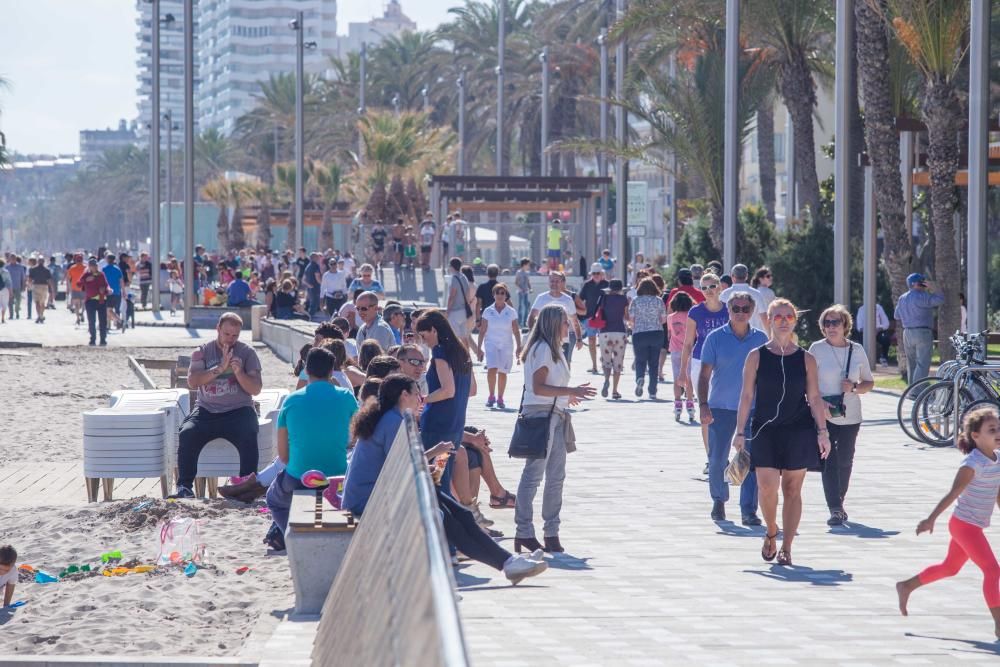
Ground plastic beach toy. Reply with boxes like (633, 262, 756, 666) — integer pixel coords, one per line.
(322, 476, 346, 510)
(34, 571, 58, 584)
(101, 550, 123, 563)
(17, 564, 35, 573)
(184, 562, 197, 577)
(6, 601, 26, 609)
(300, 470, 329, 488)
(235, 566, 250, 575)
(132, 500, 154, 511)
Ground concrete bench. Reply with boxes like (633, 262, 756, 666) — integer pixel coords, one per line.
(286, 489, 356, 616)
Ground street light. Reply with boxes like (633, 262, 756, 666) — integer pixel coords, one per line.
(290, 13, 316, 252)
(457, 72, 466, 175)
(147, 0, 174, 313)
(164, 112, 177, 256)
(183, 0, 194, 324)
(540, 47, 549, 176)
(598, 29, 609, 250)
(357, 42, 366, 165)
(615, 0, 628, 280)
(722, 0, 739, 271)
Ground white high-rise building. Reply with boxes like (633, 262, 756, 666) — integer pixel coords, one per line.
(135, 0, 194, 145)
(336, 0, 416, 58)
(196, 0, 338, 135)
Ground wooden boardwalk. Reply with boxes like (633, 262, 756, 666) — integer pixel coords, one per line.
(0, 462, 165, 506)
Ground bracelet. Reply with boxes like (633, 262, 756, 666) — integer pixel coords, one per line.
(817, 428, 829, 435)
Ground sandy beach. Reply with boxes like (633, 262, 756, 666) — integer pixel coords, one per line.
(0, 343, 300, 657)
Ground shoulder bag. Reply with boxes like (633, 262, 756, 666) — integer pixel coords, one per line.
(587, 294, 607, 330)
(821, 343, 853, 419)
(507, 387, 557, 459)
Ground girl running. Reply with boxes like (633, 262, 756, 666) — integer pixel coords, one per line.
(896, 406, 1000, 638)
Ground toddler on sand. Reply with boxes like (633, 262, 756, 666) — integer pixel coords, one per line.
(0, 544, 18, 607)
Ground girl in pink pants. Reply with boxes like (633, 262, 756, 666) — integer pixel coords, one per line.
(896, 406, 1000, 638)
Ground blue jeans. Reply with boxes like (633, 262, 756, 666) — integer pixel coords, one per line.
(707, 408, 758, 516)
(632, 330, 664, 395)
(903, 327, 933, 382)
(517, 292, 531, 327)
(266, 470, 307, 533)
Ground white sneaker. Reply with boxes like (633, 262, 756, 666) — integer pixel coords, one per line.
(503, 554, 548, 585)
(528, 548, 545, 562)
(635, 378, 644, 397)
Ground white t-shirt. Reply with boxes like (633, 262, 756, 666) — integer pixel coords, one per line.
(420, 223, 436, 246)
(523, 342, 570, 409)
(342, 257, 356, 277)
(531, 292, 576, 320)
(441, 221, 454, 245)
(720, 283, 769, 331)
(807, 340, 874, 425)
(0, 564, 17, 588)
(482, 304, 518, 346)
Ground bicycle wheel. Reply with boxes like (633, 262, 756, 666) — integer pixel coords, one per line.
(911, 381, 975, 447)
(897, 376, 939, 442)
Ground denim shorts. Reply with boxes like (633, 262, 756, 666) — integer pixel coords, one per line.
(581, 322, 601, 338)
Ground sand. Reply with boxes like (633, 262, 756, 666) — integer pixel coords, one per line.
(0, 344, 301, 657)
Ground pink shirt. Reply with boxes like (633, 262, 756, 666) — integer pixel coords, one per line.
(667, 311, 688, 353)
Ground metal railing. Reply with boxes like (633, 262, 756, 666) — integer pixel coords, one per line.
(952, 363, 1000, 445)
(311, 412, 469, 667)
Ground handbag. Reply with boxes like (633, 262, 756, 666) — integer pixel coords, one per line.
(507, 388, 557, 460)
(587, 295, 607, 331)
(455, 275, 474, 318)
(822, 344, 853, 419)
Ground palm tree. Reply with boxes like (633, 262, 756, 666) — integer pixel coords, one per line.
(880, 0, 967, 360)
(311, 160, 343, 251)
(246, 181, 275, 252)
(195, 128, 233, 183)
(756, 98, 777, 223)
(229, 181, 250, 251)
(201, 177, 231, 252)
(274, 162, 299, 251)
(367, 31, 446, 112)
(744, 0, 835, 221)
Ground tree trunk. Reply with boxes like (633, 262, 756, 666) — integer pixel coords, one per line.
(922, 80, 963, 362)
(756, 102, 777, 224)
(855, 0, 911, 371)
(709, 203, 724, 258)
(285, 203, 296, 252)
(216, 206, 230, 254)
(230, 205, 246, 251)
(320, 205, 334, 251)
(256, 204, 272, 252)
(779, 54, 822, 221)
(848, 24, 866, 240)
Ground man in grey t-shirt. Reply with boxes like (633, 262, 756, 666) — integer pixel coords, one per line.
(446, 256, 470, 337)
(355, 291, 396, 352)
(173, 312, 263, 498)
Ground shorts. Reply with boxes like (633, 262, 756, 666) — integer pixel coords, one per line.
(107, 294, 122, 311)
(71, 290, 85, 301)
(421, 245, 432, 254)
(463, 443, 483, 470)
(547, 249, 561, 259)
(689, 358, 702, 385)
(373, 244, 384, 254)
(670, 351, 684, 382)
(484, 343, 513, 373)
(750, 423, 820, 471)
(447, 310, 468, 337)
(581, 321, 601, 338)
(392, 241, 404, 254)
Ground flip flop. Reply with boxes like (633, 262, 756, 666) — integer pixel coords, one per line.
(761, 532, 778, 562)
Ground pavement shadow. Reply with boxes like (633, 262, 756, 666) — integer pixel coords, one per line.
(421, 269, 440, 304)
(904, 632, 1000, 655)
(829, 521, 900, 539)
(715, 521, 767, 538)
(746, 564, 853, 586)
(544, 554, 593, 571)
(454, 567, 491, 588)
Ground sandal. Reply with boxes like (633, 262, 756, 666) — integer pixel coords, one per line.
(489, 490, 516, 509)
(612, 392, 622, 400)
(761, 532, 778, 562)
(776, 547, 792, 566)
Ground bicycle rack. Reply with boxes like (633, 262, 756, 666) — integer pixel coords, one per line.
(951, 363, 1000, 445)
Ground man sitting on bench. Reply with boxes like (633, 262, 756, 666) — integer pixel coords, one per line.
(172, 312, 263, 498)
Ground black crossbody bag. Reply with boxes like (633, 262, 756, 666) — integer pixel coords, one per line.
(822, 344, 853, 418)
(507, 387, 557, 459)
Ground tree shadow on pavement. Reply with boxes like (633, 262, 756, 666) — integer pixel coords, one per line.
(828, 521, 900, 539)
(904, 632, 1000, 656)
(745, 564, 853, 586)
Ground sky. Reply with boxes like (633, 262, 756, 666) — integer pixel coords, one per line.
(0, 0, 457, 156)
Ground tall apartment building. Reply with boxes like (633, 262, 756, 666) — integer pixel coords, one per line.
(336, 0, 416, 58)
(80, 120, 138, 167)
(135, 0, 194, 145)
(196, 0, 338, 134)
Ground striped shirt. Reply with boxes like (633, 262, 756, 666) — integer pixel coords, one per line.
(953, 449, 1000, 528)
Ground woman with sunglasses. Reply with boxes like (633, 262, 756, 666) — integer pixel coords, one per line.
(679, 272, 730, 472)
(751, 266, 776, 310)
(476, 283, 523, 409)
(733, 299, 831, 565)
(808, 305, 874, 526)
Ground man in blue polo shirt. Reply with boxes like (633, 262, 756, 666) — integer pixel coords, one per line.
(226, 273, 258, 307)
(698, 292, 768, 525)
(894, 273, 944, 383)
(264, 347, 358, 550)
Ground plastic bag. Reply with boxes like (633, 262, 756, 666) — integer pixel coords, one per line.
(725, 448, 752, 486)
(157, 517, 205, 564)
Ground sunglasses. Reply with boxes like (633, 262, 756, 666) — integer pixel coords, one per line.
(701, 283, 719, 290)
(404, 357, 426, 367)
(822, 319, 843, 328)
(729, 305, 753, 314)
(763, 274, 772, 278)
(772, 313, 797, 324)
(357, 305, 373, 312)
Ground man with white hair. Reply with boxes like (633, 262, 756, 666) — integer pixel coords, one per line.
(720, 263, 770, 332)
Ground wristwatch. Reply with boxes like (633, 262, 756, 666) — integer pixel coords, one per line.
(851, 382, 858, 393)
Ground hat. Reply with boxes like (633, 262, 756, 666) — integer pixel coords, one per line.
(907, 273, 926, 286)
(590, 262, 605, 274)
(87, 258, 98, 266)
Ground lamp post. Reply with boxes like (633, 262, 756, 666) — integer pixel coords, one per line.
(833, 0, 854, 306)
(496, 0, 505, 176)
(598, 29, 609, 250)
(290, 13, 316, 252)
(457, 72, 466, 175)
(722, 0, 739, 270)
(147, 2, 174, 312)
(357, 42, 366, 164)
(540, 46, 549, 176)
(967, 0, 989, 334)
(165, 112, 174, 257)
(183, 0, 194, 324)
(615, 0, 627, 281)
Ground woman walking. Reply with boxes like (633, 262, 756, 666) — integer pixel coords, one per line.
(476, 283, 523, 409)
(733, 299, 830, 565)
(896, 406, 1000, 637)
(751, 266, 776, 310)
(808, 305, 874, 526)
(679, 272, 730, 473)
(415, 310, 476, 494)
(342, 374, 547, 585)
(515, 305, 595, 553)
(627, 278, 667, 399)
(598, 279, 629, 399)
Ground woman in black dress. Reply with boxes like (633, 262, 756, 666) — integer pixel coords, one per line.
(733, 298, 830, 565)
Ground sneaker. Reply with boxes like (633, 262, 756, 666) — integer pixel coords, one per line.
(710, 500, 726, 521)
(503, 554, 549, 585)
(741, 513, 762, 526)
(648, 392, 657, 400)
(601, 379, 609, 398)
(170, 486, 195, 499)
(674, 401, 683, 421)
(263, 522, 286, 551)
(99, 341, 108, 346)
(497, 398, 505, 409)
(635, 379, 643, 397)
(486, 395, 496, 408)
(89, 340, 96, 347)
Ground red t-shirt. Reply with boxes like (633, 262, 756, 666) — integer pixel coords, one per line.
(78, 270, 109, 301)
(665, 285, 705, 306)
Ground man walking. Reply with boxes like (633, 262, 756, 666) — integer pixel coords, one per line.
(528, 271, 583, 364)
(78, 259, 110, 346)
(302, 252, 323, 318)
(102, 253, 125, 330)
(6, 255, 26, 320)
(446, 257, 471, 338)
(355, 291, 396, 351)
(719, 263, 769, 332)
(27, 257, 52, 323)
(577, 263, 610, 373)
(66, 254, 87, 324)
(136, 251, 153, 310)
(895, 273, 944, 382)
(514, 258, 532, 328)
(698, 292, 767, 525)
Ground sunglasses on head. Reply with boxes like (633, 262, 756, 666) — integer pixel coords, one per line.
(822, 318, 842, 328)
(730, 304, 753, 314)
(772, 313, 797, 324)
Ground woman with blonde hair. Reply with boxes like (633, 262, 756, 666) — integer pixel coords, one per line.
(733, 298, 831, 565)
(514, 305, 596, 554)
(808, 304, 874, 526)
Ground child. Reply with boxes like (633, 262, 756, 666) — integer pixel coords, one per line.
(167, 270, 184, 315)
(667, 291, 695, 422)
(0, 544, 17, 607)
(896, 406, 1000, 638)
